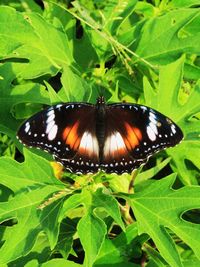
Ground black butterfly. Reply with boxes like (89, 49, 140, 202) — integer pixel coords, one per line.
(17, 96, 183, 174)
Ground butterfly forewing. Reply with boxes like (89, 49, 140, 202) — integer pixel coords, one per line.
(17, 103, 100, 174)
(101, 103, 183, 173)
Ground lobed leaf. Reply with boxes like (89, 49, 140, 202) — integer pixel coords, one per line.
(0, 149, 65, 264)
(144, 56, 200, 184)
(129, 175, 200, 266)
(134, 9, 200, 64)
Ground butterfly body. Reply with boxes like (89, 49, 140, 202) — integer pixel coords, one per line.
(17, 97, 183, 174)
(95, 96, 106, 160)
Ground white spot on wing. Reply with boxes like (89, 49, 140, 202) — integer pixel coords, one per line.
(115, 132, 126, 149)
(149, 112, 157, 124)
(46, 113, 55, 123)
(171, 124, 176, 134)
(141, 106, 147, 112)
(47, 109, 54, 116)
(104, 132, 126, 157)
(147, 125, 156, 141)
(110, 134, 117, 151)
(56, 104, 62, 109)
(25, 122, 30, 133)
(149, 121, 158, 135)
(48, 124, 58, 140)
(79, 131, 99, 157)
(46, 121, 55, 134)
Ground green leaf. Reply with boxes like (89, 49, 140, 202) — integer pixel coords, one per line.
(71, 1, 111, 60)
(39, 199, 64, 249)
(184, 62, 200, 80)
(94, 223, 139, 266)
(102, 0, 137, 35)
(78, 210, 107, 267)
(59, 188, 125, 266)
(45, 81, 63, 104)
(129, 174, 200, 267)
(25, 260, 39, 267)
(144, 243, 169, 267)
(60, 66, 92, 102)
(92, 188, 125, 231)
(0, 5, 77, 139)
(170, 0, 200, 8)
(11, 233, 51, 266)
(183, 259, 200, 267)
(0, 0, 43, 13)
(0, 64, 49, 138)
(135, 158, 172, 186)
(133, 9, 200, 64)
(41, 259, 82, 267)
(0, 149, 65, 264)
(60, 188, 124, 230)
(0, 149, 62, 192)
(144, 56, 200, 184)
(0, 6, 74, 77)
(55, 218, 77, 258)
(143, 56, 184, 120)
(59, 192, 84, 219)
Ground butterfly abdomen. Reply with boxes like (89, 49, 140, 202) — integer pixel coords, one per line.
(95, 102, 106, 161)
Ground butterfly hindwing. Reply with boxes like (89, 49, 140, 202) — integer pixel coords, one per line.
(102, 103, 183, 173)
(17, 103, 100, 173)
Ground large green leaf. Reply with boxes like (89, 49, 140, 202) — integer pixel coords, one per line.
(0, 149, 65, 264)
(101, 0, 137, 35)
(122, 8, 200, 65)
(0, 63, 49, 137)
(0, 6, 86, 139)
(40, 259, 82, 267)
(59, 188, 124, 267)
(144, 56, 200, 184)
(129, 174, 200, 267)
(170, 0, 200, 8)
(94, 223, 140, 266)
(137, 8, 200, 64)
(78, 210, 107, 267)
(0, 6, 74, 75)
(0, 0, 43, 12)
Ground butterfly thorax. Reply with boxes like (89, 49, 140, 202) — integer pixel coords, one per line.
(95, 97, 106, 161)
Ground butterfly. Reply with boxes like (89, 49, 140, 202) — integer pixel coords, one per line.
(17, 96, 183, 174)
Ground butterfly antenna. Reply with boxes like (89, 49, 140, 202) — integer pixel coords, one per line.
(97, 86, 105, 97)
(96, 86, 105, 103)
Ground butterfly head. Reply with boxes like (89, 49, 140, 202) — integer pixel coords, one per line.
(96, 96, 106, 118)
(96, 96, 105, 105)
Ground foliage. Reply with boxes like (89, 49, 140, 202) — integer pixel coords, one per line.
(0, 0, 200, 266)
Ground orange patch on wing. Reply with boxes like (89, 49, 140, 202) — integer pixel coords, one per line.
(78, 147, 94, 158)
(63, 122, 80, 149)
(115, 147, 128, 158)
(73, 136, 81, 150)
(62, 127, 71, 140)
(133, 127, 142, 140)
(124, 123, 142, 149)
